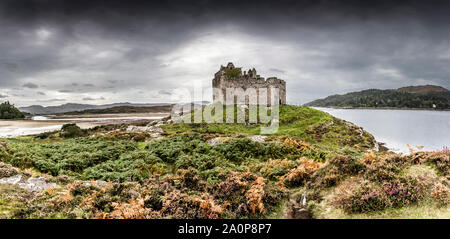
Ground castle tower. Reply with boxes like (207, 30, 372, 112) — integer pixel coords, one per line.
(212, 62, 286, 105)
(248, 68, 257, 78)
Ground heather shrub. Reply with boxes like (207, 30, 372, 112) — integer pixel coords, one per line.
(381, 177, 424, 207)
(262, 182, 287, 210)
(329, 155, 365, 174)
(335, 180, 390, 213)
(161, 190, 222, 219)
(213, 172, 256, 217)
(431, 182, 450, 206)
(335, 177, 424, 213)
(364, 155, 404, 182)
(309, 155, 365, 189)
(214, 172, 249, 203)
(176, 168, 207, 191)
(423, 151, 450, 177)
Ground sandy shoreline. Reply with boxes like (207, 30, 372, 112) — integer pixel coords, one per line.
(0, 113, 170, 138)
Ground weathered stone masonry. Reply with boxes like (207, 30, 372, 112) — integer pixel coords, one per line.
(212, 62, 286, 105)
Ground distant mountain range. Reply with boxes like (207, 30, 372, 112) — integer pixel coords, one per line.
(305, 85, 450, 109)
(19, 102, 172, 115)
(20, 101, 211, 115)
(57, 105, 173, 115)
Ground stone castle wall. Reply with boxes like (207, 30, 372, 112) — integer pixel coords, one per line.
(212, 62, 286, 105)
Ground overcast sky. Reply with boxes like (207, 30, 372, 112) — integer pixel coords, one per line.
(1, 0, 450, 106)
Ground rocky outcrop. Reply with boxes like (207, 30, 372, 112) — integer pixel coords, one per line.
(206, 135, 267, 146)
(0, 163, 57, 193)
(0, 174, 57, 193)
(249, 135, 267, 143)
(285, 193, 312, 219)
(125, 118, 172, 134)
(207, 137, 227, 146)
(0, 163, 19, 178)
(126, 125, 164, 133)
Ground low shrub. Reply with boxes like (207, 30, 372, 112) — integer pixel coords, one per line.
(431, 182, 450, 207)
(245, 177, 266, 214)
(280, 158, 323, 187)
(335, 177, 424, 213)
(422, 151, 450, 177)
(146, 134, 206, 163)
(364, 155, 404, 182)
(382, 177, 424, 207)
(259, 159, 295, 181)
(309, 155, 365, 189)
(34, 131, 56, 139)
(335, 180, 390, 213)
(5, 138, 137, 177)
(60, 124, 86, 138)
(211, 138, 267, 163)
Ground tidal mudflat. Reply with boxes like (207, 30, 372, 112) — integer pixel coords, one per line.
(0, 113, 169, 137)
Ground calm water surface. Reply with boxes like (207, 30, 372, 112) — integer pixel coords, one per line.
(315, 107, 450, 154)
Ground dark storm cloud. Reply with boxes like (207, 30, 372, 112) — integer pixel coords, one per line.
(58, 89, 73, 93)
(22, 82, 39, 89)
(1, 0, 450, 105)
(38, 98, 66, 102)
(158, 90, 172, 96)
(82, 96, 105, 101)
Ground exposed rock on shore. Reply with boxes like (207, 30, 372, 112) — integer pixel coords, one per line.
(0, 163, 57, 193)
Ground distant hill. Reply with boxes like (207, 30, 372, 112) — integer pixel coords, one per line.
(305, 85, 450, 109)
(19, 102, 172, 115)
(397, 85, 449, 94)
(57, 105, 172, 115)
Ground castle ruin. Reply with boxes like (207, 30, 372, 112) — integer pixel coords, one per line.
(212, 62, 286, 105)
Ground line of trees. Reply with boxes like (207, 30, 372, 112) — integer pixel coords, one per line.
(0, 101, 25, 119)
(305, 89, 450, 109)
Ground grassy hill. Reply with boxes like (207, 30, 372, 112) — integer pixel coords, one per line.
(305, 85, 450, 109)
(163, 105, 375, 152)
(0, 105, 448, 219)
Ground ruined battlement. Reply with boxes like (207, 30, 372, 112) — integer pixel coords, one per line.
(212, 62, 286, 105)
